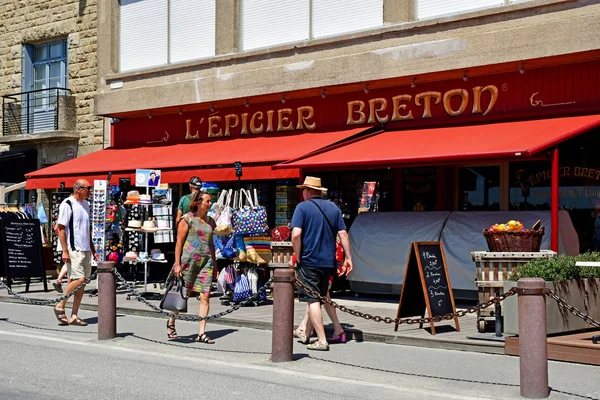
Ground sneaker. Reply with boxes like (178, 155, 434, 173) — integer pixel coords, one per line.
(306, 341, 329, 351)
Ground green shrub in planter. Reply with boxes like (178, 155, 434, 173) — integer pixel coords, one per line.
(510, 251, 600, 281)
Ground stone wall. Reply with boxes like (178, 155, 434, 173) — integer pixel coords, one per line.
(0, 0, 102, 156)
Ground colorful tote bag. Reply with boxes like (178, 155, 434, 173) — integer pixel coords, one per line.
(233, 273, 252, 303)
(243, 235, 272, 264)
(232, 189, 268, 236)
(214, 189, 233, 236)
(208, 189, 227, 221)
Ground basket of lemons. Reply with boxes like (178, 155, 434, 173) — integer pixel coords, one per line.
(482, 220, 544, 252)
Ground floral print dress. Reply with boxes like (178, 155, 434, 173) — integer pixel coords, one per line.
(168, 212, 214, 294)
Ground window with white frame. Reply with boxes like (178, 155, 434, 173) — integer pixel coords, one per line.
(119, 0, 216, 72)
(415, 0, 534, 20)
(240, 0, 383, 51)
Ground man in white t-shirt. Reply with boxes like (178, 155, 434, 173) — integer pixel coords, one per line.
(53, 179, 98, 326)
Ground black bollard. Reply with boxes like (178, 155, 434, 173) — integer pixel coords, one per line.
(271, 267, 295, 362)
(97, 261, 116, 340)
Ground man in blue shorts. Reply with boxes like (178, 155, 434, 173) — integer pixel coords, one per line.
(290, 176, 352, 351)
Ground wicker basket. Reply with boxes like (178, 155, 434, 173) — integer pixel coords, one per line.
(482, 227, 545, 252)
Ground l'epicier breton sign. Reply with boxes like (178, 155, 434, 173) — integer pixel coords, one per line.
(1, 219, 45, 279)
(395, 242, 459, 335)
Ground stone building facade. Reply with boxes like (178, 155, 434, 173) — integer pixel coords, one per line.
(0, 0, 105, 202)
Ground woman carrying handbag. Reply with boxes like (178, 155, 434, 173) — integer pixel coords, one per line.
(166, 191, 218, 344)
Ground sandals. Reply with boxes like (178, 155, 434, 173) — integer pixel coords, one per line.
(53, 308, 68, 325)
(68, 317, 88, 326)
(52, 281, 63, 293)
(167, 322, 178, 339)
(195, 333, 215, 344)
(293, 328, 309, 344)
(327, 332, 347, 344)
(307, 341, 329, 351)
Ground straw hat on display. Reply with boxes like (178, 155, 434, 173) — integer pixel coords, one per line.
(138, 194, 152, 204)
(124, 190, 141, 205)
(151, 248, 166, 262)
(125, 220, 142, 231)
(123, 251, 138, 261)
(297, 176, 327, 191)
(141, 220, 158, 232)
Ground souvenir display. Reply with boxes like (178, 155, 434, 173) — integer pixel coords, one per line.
(51, 192, 71, 265)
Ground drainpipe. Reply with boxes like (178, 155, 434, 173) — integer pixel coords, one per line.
(551, 148, 559, 252)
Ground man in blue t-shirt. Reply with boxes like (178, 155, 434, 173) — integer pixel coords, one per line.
(290, 176, 352, 351)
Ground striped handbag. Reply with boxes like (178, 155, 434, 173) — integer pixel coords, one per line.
(243, 235, 272, 264)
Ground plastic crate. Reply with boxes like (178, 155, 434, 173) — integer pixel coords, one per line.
(470, 250, 556, 332)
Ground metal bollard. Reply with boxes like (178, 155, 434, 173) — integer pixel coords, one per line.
(97, 261, 117, 340)
(517, 278, 549, 399)
(271, 267, 295, 362)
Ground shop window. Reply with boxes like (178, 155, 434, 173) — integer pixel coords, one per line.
(22, 40, 68, 132)
(458, 166, 500, 211)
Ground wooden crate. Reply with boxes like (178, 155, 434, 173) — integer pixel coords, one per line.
(271, 241, 293, 266)
(471, 250, 556, 332)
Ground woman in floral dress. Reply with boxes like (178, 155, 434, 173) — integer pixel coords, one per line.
(167, 191, 217, 343)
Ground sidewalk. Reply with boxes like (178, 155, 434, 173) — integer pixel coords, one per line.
(0, 278, 503, 354)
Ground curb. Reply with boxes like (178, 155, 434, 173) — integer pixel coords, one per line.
(0, 296, 504, 355)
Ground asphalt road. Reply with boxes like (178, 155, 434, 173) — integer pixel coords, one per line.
(0, 302, 598, 400)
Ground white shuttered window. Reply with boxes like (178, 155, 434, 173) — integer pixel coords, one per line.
(416, 0, 504, 20)
(170, 0, 216, 63)
(120, 0, 168, 72)
(312, 0, 383, 39)
(241, 0, 310, 51)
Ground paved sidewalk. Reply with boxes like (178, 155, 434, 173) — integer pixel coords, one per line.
(0, 278, 503, 354)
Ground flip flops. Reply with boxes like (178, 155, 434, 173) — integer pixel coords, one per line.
(327, 332, 347, 344)
(68, 317, 88, 326)
(53, 308, 68, 325)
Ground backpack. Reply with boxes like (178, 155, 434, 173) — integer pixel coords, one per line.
(53, 199, 75, 251)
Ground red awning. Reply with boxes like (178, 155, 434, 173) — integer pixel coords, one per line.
(26, 129, 366, 189)
(275, 115, 600, 169)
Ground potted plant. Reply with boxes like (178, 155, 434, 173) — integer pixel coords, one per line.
(502, 252, 600, 335)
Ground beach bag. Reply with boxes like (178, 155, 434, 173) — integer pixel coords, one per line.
(159, 277, 189, 313)
(234, 234, 247, 262)
(232, 273, 252, 303)
(214, 189, 233, 236)
(208, 189, 227, 221)
(222, 234, 237, 259)
(214, 235, 226, 259)
(247, 268, 259, 295)
(232, 189, 268, 236)
(243, 235, 272, 264)
(216, 268, 227, 294)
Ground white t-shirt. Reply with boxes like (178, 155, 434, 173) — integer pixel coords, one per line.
(56, 195, 91, 252)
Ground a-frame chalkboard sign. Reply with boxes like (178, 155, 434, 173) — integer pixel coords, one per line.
(394, 242, 459, 335)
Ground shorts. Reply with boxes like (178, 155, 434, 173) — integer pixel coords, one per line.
(66, 250, 92, 279)
(296, 264, 333, 303)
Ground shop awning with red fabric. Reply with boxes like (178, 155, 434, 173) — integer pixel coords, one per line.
(25, 128, 368, 189)
(275, 115, 600, 169)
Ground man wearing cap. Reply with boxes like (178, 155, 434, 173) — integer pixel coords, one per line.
(53, 179, 99, 326)
(176, 176, 202, 224)
(289, 176, 353, 351)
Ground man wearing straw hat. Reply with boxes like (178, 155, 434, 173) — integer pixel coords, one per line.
(290, 176, 353, 351)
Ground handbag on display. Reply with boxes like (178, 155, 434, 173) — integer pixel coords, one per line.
(214, 189, 233, 236)
(224, 264, 236, 286)
(159, 277, 189, 313)
(208, 189, 227, 221)
(234, 234, 247, 262)
(232, 189, 269, 236)
(217, 268, 227, 294)
(232, 273, 252, 303)
(222, 234, 237, 259)
(247, 268, 259, 295)
(243, 235, 272, 264)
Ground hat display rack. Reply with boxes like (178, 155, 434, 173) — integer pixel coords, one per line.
(122, 187, 168, 301)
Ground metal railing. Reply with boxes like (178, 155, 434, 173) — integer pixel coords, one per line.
(2, 87, 71, 135)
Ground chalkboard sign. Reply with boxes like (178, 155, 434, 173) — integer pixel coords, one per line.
(1, 219, 46, 281)
(395, 242, 459, 334)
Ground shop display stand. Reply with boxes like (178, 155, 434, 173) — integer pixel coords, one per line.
(51, 191, 72, 265)
(89, 180, 108, 296)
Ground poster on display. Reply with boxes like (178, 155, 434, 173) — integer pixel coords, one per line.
(135, 169, 161, 188)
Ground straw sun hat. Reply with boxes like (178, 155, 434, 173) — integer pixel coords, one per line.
(297, 176, 327, 191)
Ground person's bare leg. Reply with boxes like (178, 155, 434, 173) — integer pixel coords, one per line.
(69, 278, 86, 320)
(56, 264, 67, 285)
(324, 292, 344, 336)
(308, 301, 327, 344)
(297, 304, 310, 335)
(198, 291, 210, 336)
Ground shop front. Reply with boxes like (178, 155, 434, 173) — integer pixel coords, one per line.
(25, 57, 600, 295)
